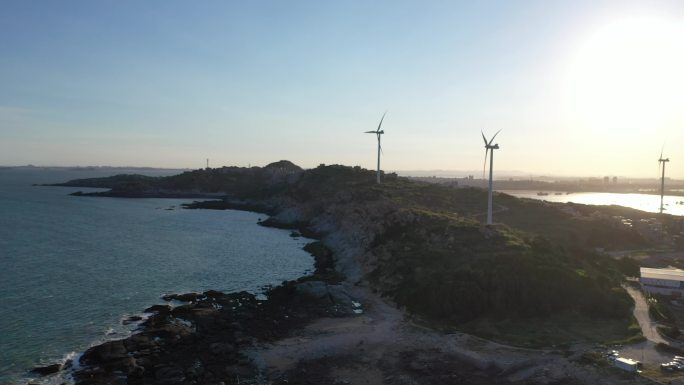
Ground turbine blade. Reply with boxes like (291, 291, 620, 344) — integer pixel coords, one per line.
(481, 131, 488, 146)
(660, 143, 665, 160)
(377, 111, 387, 132)
(488, 129, 502, 146)
(364, 131, 377, 133)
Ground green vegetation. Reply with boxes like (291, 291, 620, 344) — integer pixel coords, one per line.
(368, 209, 635, 324)
(452, 314, 643, 348)
(657, 325, 680, 339)
(57, 160, 304, 199)
(656, 342, 684, 355)
(648, 296, 676, 324)
(576, 351, 612, 368)
(59, 162, 654, 346)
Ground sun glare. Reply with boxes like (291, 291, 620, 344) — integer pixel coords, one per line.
(565, 17, 684, 135)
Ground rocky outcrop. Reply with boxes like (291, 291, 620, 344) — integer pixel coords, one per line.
(58, 240, 360, 385)
(30, 363, 62, 376)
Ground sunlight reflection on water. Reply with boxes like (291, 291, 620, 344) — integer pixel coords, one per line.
(501, 191, 684, 216)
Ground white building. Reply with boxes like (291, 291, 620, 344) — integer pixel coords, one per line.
(640, 267, 684, 297)
(614, 357, 639, 372)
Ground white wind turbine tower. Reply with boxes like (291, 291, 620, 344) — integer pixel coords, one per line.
(481, 129, 501, 225)
(364, 112, 386, 184)
(658, 147, 670, 214)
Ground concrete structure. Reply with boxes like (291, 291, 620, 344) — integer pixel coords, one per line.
(640, 267, 684, 297)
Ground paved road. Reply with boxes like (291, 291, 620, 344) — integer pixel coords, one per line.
(620, 285, 672, 365)
(624, 285, 667, 344)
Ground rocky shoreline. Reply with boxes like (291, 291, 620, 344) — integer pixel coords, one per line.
(27, 208, 653, 385)
(30, 235, 355, 385)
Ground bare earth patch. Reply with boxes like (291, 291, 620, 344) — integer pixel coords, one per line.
(251, 284, 654, 385)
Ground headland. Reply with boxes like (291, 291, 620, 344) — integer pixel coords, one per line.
(32, 160, 679, 385)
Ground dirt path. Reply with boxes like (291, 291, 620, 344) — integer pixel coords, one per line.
(250, 284, 655, 384)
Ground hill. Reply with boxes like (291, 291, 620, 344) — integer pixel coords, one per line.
(55, 162, 649, 341)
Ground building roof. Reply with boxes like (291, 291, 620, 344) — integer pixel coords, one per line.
(616, 357, 638, 365)
(641, 267, 684, 282)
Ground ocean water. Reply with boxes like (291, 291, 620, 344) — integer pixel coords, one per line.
(0, 168, 314, 385)
(501, 190, 684, 216)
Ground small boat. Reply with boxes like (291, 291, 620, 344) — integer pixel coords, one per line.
(537, 192, 549, 196)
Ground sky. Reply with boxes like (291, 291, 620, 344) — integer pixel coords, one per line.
(2, 1, 684, 177)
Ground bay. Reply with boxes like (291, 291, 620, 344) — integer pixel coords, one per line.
(501, 190, 684, 216)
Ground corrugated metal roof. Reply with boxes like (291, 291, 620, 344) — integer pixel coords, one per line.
(640, 267, 684, 281)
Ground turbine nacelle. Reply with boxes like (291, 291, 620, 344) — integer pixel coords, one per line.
(481, 129, 501, 148)
(481, 129, 502, 179)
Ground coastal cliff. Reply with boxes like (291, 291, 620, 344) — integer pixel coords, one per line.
(36, 161, 654, 385)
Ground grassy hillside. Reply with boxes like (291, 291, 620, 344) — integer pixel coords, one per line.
(58, 162, 651, 343)
(367, 209, 634, 321)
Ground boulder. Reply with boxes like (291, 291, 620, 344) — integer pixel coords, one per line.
(162, 292, 204, 302)
(210, 342, 236, 355)
(327, 285, 351, 304)
(144, 304, 171, 314)
(81, 340, 127, 365)
(294, 281, 328, 299)
(154, 366, 186, 384)
(122, 315, 143, 325)
(31, 363, 61, 375)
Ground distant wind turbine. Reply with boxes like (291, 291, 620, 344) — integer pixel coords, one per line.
(482, 129, 501, 225)
(365, 112, 386, 184)
(658, 147, 670, 214)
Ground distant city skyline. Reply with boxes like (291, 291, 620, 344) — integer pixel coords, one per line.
(2, 1, 684, 178)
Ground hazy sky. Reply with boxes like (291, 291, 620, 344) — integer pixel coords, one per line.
(2, 1, 684, 177)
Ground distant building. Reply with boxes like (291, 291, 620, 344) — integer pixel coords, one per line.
(604, 176, 610, 184)
(640, 267, 684, 297)
(613, 176, 618, 184)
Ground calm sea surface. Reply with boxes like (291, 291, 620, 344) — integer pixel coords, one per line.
(501, 190, 684, 216)
(0, 168, 314, 385)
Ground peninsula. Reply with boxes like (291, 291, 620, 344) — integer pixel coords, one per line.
(38, 161, 664, 385)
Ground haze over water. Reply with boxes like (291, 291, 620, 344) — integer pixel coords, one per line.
(0, 168, 314, 385)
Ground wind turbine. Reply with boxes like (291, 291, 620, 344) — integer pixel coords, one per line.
(658, 147, 670, 214)
(481, 129, 501, 225)
(365, 112, 386, 184)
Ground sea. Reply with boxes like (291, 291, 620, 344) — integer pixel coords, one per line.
(501, 190, 684, 216)
(0, 168, 315, 385)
